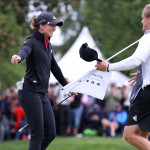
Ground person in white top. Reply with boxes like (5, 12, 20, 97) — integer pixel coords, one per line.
(96, 4, 150, 150)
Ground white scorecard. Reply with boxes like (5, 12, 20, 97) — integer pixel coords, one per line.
(62, 69, 112, 100)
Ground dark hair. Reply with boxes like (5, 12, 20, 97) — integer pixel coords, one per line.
(30, 17, 38, 29)
(142, 4, 150, 18)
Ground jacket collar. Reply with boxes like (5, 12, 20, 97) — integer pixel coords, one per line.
(33, 29, 50, 42)
(145, 30, 150, 35)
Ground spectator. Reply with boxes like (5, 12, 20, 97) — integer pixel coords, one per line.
(101, 103, 127, 137)
(83, 104, 103, 136)
(10, 104, 28, 140)
(66, 93, 83, 136)
(48, 83, 56, 106)
(0, 91, 11, 141)
(123, 85, 133, 113)
(7, 86, 19, 108)
(120, 83, 129, 107)
(104, 83, 122, 112)
(0, 110, 9, 141)
(53, 80, 72, 136)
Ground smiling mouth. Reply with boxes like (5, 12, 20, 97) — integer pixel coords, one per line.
(49, 31, 54, 37)
(50, 31, 53, 34)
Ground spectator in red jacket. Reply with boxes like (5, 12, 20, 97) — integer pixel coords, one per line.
(10, 104, 27, 139)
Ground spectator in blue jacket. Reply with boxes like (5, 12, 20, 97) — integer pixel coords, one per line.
(101, 103, 127, 137)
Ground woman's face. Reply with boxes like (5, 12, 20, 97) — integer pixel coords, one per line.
(39, 24, 56, 38)
(141, 13, 150, 31)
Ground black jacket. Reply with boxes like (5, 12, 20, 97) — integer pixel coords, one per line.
(18, 29, 68, 93)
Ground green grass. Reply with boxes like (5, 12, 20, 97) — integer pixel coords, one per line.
(0, 136, 136, 150)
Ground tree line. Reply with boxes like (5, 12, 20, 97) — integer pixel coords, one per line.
(0, 0, 149, 89)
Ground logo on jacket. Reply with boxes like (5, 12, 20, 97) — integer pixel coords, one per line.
(133, 115, 137, 122)
(33, 80, 37, 83)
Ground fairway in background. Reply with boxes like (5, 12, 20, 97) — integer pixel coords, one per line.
(0, 137, 136, 150)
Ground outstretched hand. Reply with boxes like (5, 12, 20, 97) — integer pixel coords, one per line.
(128, 73, 137, 86)
(11, 55, 21, 64)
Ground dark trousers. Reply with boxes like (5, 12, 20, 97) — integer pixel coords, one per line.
(18, 89, 56, 150)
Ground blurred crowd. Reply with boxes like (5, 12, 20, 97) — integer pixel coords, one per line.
(0, 80, 132, 141)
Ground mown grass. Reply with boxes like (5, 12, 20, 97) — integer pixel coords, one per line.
(0, 136, 136, 150)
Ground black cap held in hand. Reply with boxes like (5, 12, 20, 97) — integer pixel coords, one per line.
(36, 12, 63, 27)
(79, 43, 102, 62)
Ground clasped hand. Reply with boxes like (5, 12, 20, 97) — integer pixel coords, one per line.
(95, 60, 108, 71)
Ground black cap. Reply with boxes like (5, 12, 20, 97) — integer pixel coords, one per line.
(79, 43, 102, 62)
(36, 12, 63, 27)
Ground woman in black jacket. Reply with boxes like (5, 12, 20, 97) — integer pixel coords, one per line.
(11, 12, 76, 150)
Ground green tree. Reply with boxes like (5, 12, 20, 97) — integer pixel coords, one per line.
(31, 0, 83, 55)
(0, 0, 83, 89)
(0, 0, 30, 89)
(1, 0, 148, 89)
(83, 0, 149, 75)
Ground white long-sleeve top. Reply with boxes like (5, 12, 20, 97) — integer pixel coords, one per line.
(109, 30, 150, 88)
